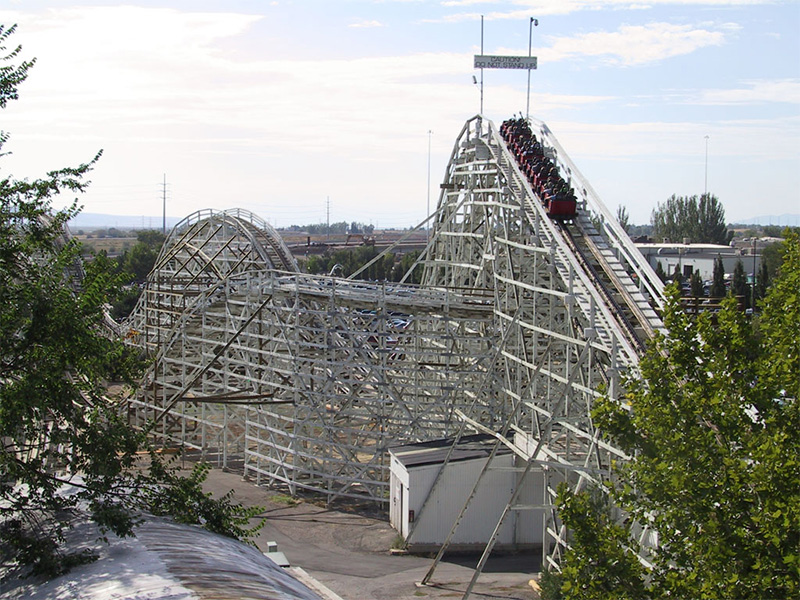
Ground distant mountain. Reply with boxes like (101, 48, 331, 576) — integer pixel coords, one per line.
(731, 214, 800, 227)
(68, 213, 181, 230)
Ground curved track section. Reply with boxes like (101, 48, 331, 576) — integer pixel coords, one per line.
(125, 208, 498, 503)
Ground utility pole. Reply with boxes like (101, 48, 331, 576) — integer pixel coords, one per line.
(161, 174, 167, 235)
(427, 130, 433, 237)
(704, 135, 709, 197)
(326, 196, 330, 241)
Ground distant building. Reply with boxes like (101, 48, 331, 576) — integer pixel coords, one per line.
(636, 240, 761, 281)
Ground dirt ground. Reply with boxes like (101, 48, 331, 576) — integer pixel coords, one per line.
(198, 463, 541, 600)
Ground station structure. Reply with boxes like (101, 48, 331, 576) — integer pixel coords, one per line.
(123, 114, 666, 585)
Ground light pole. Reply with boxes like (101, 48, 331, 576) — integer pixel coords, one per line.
(526, 17, 538, 120)
(427, 130, 433, 237)
(479, 15, 484, 114)
(704, 135, 709, 197)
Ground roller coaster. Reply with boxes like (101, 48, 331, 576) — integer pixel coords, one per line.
(122, 114, 665, 581)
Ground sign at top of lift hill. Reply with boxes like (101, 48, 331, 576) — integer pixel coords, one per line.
(474, 55, 538, 70)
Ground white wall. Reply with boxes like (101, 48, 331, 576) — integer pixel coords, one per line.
(389, 453, 545, 550)
(637, 244, 761, 281)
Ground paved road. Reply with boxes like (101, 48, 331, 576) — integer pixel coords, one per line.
(200, 465, 540, 600)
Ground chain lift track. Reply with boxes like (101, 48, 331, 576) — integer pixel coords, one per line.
(122, 117, 665, 582)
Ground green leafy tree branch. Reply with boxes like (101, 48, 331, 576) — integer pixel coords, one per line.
(0, 24, 263, 579)
(548, 234, 800, 599)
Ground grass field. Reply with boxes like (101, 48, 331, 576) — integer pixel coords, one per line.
(76, 236, 138, 257)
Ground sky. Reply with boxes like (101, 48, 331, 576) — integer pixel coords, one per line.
(0, 0, 798, 229)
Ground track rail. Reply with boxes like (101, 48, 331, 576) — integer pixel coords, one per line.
(531, 119, 666, 314)
(559, 221, 646, 351)
(499, 118, 664, 346)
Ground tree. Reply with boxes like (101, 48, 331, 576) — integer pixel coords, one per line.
(136, 229, 166, 248)
(651, 193, 732, 245)
(690, 269, 704, 298)
(122, 242, 158, 282)
(0, 25, 261, 578)
(760, 237, 787, 282)
(0, 25, 34, 108)
(732, 259, 749, 308)
(546, 233, 800, 600)
(710, 254, 726, 297)
(616, 205, 630, 235)
(654, 260, 666, 282)
(756, 259, 770, 302)
(671, 262, 682, 287)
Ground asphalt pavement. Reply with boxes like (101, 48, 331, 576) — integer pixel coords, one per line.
(198, 463, 541, 600)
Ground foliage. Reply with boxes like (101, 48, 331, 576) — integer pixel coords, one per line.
(109, 282, 142, 321)
(0, 25, 34, 110)
(538, 568, 565, 600)
(550, 234, 800, 599)
(554, 485, 648, 600)
(120, 241, 158, 282)
(135, 229, 166, 248)
(758, 232, 800, 396)
(393, 249, 422, 283)
(0, 149, 141, 576)
(627, 223, 653, 240)
(616, 205, 630, 235)
(760, 237, 786, 282)
(0, 25, 262, 579)
(305, 247, 421, 283)
(83, 229, 165, 320)
(756, 259, 770, 303)
(143, 459, 265, 543)
(690, 269, 704, 298)
(732, 259, 749, 308)
(710, 254, 725, 297)
(761, 224, 799, 238)
(671, 262, 682, 286)
(651, 193, 732, 245)
(654, 260, 666, 282)
(285, 220, 375, 235)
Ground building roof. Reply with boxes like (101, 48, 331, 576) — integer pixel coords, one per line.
(389, 433, 512, 469)
(635, 242, 738, 254)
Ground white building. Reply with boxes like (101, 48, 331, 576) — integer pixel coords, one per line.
(635, 241, 761, 281)
(388, 434, 547, 553)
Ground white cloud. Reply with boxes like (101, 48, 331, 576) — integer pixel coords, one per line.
(441, 0, 501, 6)
(348, 19, 384, 28)
(545, 22, 730, 66)
(544, 115, 800, 223)
(432, 0, 774, 22)
(561, 115, 797, 152)
(695, 79, 800, 105)
(0, 2, 795, 227)
(0, 6, 478, 224)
